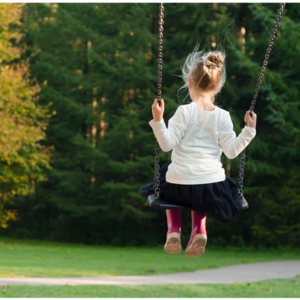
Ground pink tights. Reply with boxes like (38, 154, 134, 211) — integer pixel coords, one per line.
(166, 209, 181, 235)
(187, 211, 207, 248)
(166, 209, 206, 246)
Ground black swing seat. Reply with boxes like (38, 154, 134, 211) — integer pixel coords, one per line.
(147, 194, 193, 211)
(147, 194, 249, 211)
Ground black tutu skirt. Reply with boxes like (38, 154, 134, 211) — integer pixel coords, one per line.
(139, 162, 244, 224)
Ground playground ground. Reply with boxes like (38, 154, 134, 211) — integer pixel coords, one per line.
(0, 237, 299, 297)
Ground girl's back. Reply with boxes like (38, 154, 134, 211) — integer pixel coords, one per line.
(150, 101, 255, 185)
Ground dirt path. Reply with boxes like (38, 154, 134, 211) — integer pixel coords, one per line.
(0, 260, 299, 286)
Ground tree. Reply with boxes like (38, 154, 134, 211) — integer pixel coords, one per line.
(3, 3, 299, 247)
(0, 3, 50, 228)
(1, 3, 159, 244)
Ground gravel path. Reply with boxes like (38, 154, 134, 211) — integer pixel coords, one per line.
(0, 260, 299, 286)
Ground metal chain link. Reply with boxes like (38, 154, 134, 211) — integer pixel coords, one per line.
(154, 3, 164, 200)
(237, 3, 285, 199)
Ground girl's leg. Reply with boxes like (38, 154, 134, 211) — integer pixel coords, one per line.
(166, 209, 181, 235)
(185, 211, 207, 257)
(164, 209, 182, 254)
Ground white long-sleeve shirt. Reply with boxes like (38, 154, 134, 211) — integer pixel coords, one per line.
(149, 101, 256, 184)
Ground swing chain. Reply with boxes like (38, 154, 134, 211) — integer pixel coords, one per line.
(237, 3, 285, 199)
(154, 3, 164, 200)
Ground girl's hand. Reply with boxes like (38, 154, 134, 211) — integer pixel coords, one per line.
(244, 110, 257, 128)
(152, 99, 165, 122)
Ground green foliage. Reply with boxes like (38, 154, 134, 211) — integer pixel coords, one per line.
(220, 3, 300, 247)
(1, 3, 299, 247)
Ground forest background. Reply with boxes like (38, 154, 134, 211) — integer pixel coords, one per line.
(0, 3, 299, 248)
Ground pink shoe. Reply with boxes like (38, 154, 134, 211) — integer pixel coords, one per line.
(185, 211, 207, 257)
(164, 210, 182, 254)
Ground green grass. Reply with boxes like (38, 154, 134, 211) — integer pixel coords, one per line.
(0, 237, 299, 277)
(0, 277, 299, 298)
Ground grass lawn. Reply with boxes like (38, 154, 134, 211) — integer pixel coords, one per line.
(0, 277, 299, 298)
(0, 237, 299, 277)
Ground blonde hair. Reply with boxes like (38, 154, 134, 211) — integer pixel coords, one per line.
(178, 45, 226, 103)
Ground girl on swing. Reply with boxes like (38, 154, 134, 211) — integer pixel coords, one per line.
(139, 47, 257, 257)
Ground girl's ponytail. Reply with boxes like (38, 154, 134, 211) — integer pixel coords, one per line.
(179, 45, 226, 103)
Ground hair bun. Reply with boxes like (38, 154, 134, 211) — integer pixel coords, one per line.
(206, 53, 224, 69)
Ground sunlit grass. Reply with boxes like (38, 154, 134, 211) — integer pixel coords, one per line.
(0, 237, 299, 277)
(0, 277, 299, 298)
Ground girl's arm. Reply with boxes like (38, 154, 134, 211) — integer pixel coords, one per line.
(149, 99, 188, 152)
(219, 111, 256, 159)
